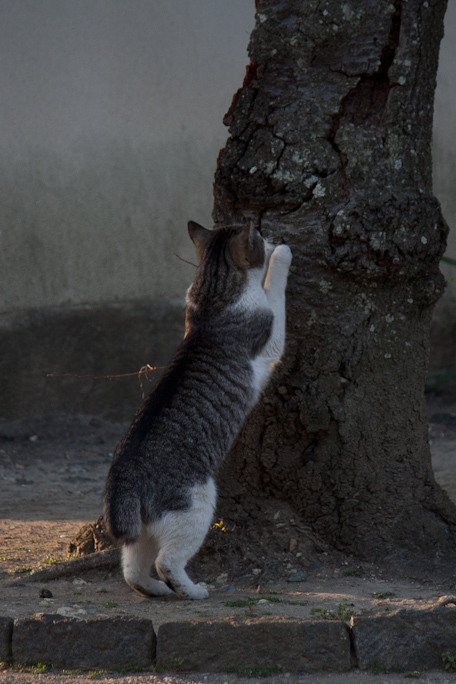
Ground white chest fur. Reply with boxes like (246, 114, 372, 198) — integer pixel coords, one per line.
(231, 242, 292, 402)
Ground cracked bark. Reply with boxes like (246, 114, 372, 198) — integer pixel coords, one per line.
(213, 0, 456, 571)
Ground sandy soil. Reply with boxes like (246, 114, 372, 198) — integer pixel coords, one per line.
(0, 671, 455, 684)
(0, 394, 455, 684)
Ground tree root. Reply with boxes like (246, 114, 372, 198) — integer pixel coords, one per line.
(11, 548, 120, 584)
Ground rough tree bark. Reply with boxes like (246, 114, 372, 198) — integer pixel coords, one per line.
(213, 0, 456, 571)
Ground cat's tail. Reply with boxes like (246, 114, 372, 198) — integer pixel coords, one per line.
(103, 475, 142, 544)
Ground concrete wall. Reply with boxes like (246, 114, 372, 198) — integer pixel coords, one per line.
(0, 0, 255, 311)
(0, 0, 256, 419)
(431, 0, 456, 371)
(0, 0, 454, 419)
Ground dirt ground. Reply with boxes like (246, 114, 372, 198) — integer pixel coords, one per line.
(0, 389, 456, 684)
(0, 671, 455, 684)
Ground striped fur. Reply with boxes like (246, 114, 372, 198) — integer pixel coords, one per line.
(103, 222, 292, 599)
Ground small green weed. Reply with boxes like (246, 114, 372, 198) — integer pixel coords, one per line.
(372, 592, 396, 599)
(43, 556, 61, 565)
(232, 665, 282, 678)
(111, 663, 144, 674)
(335, 602, 355, 620)
(14, 566, 32, 574)
(311, 607, 329, 618)
(311, 602, 355, 621)
(104, 601, 118, 608)
(404, 673, 422, 679)
(442, 651, 456, 672)
(155, 657, 184, 674)
(224, 597, 257, 608)
(14, 662, 50, 674)
(372, 662, 404, 674)
(87, 669, 109, 679)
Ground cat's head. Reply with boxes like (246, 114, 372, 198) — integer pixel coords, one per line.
(186, 221, 272, 313)
(188, 221, 271, 271)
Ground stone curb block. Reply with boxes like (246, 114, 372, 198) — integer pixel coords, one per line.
(351, 607, 456, 671)
(0, 617, 13, 662)
(4, 610, 456, 673)
(12, 614, 155, 669)
(156, 617, 351, 673)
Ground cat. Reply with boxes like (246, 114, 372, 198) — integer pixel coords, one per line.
(103, 221, 292, 599)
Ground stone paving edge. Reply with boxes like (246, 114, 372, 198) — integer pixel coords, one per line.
(0, 608, 455, 674)
(157, 617, 351, 673)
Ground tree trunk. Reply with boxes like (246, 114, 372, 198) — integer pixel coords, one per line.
(213, 0, 456, 570)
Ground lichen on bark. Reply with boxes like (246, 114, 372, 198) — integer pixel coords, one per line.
(213, 0, 456, 570)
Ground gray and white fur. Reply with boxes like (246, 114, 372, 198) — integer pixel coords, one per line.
(103, 222, 292, 599)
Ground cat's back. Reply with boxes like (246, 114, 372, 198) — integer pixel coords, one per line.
(110, 317, 262, 469)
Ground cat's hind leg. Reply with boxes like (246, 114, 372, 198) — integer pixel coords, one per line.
(153, 478, 216, 600)
(122, 525, 173, 598)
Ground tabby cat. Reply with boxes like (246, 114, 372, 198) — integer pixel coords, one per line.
(103, 221, 292, 599)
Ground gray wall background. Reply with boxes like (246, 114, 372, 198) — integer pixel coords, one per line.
(0, 0, 255, 311)
(0, 0, 454, 419)
(432, 0, 456, 370)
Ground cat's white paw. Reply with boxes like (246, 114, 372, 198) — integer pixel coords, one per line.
(271, 244, 292, 266)
(126, 577, 174, 598)
(151, 581, 174, 597)
(174, 582, 209, 600)
(188, 583, 209, 599)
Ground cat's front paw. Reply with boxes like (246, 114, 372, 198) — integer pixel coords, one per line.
(270, 244, 292, 270)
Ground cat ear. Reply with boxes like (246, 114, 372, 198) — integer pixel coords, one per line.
(188, 221, 213, 262)
(231, 225, 259, 269)
(241, 224, 255, 250)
